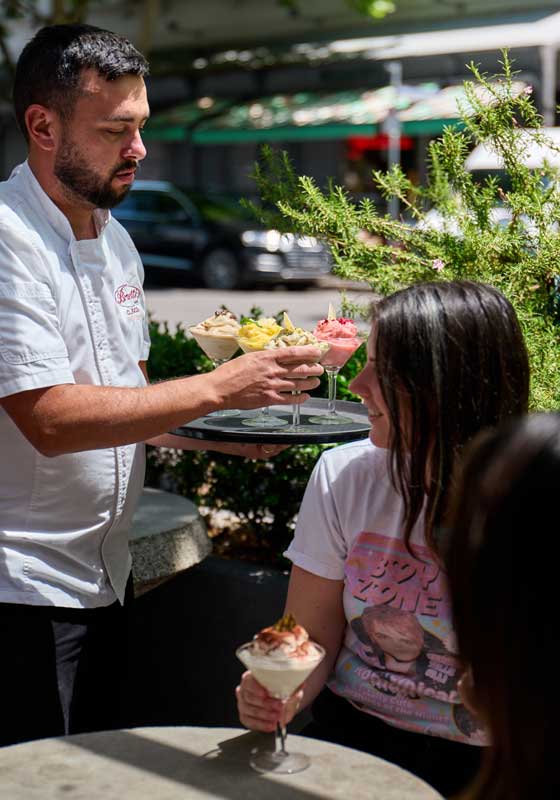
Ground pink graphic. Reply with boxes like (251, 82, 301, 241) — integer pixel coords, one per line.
(327, 531, 487, 744)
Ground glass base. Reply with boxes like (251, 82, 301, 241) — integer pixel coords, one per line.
(207, 409, 240, 418)
(282, 424, 317, 433)
(308, 413, 354, 425)
(241, 414, 289, 428)
(249, 748, 310, 774)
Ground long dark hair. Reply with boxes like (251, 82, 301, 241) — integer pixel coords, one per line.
(372, 280, 529, 554)
(446, 413, 560, 800)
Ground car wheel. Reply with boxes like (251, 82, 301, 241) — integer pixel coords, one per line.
(201, 249, 242, 290)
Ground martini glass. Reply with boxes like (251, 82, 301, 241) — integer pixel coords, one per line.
(189, 327, 240, 418)
(236, 642, 325, 774)
(309, 334, 365, 425)
(285, 342, 329, 431)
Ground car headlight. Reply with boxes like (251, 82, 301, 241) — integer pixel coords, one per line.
(241, 229, 295, 252)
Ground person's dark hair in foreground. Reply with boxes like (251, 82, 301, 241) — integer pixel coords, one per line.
(13, 24, 149, 141)
(447, 412, 560, 800)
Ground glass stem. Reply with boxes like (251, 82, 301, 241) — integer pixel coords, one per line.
(276, 722, 288, 757)
(326, 367, 340, 415)
(292, 391, 301, 427)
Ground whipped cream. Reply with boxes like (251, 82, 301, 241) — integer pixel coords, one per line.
(251, 622, 323, 662)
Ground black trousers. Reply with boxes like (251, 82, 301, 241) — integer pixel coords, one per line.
(0, 577, 133, 748)
(302, 689, 483, 798)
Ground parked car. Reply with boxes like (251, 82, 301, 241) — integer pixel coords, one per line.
(112, 180, 333, 290)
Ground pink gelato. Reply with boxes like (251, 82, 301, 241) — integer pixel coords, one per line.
(313, 316, 362, 368)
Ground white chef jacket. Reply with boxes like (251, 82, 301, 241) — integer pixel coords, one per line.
(0, 162, 151, 608)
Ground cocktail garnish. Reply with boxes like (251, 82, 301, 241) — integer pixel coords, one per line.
(282, 312, 295, 333)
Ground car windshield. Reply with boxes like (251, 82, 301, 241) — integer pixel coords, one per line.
(184, 191, 259, 224)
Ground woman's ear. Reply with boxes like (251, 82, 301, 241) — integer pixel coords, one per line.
(25, 104, 58, 152)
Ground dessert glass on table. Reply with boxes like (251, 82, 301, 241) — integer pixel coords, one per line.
(236, 318, 289, 428)
(236, 613, 325, 774)
(264, 313, 328, 430)
(310, 304, 365, 425)
(189, 309, 241, 418)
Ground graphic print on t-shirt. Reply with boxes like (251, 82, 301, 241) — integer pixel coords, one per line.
(331, 531, 486, 744)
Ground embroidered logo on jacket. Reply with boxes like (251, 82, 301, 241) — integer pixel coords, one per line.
(115, 284, 144, 319)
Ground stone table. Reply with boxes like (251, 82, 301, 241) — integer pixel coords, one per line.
(0, 726, 444, 800)
(129, 487, 212, 595)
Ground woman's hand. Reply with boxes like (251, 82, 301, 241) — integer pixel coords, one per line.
(236, 671, 303, 732)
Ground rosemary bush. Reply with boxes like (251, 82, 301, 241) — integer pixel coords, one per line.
(246, 53, 559, 410)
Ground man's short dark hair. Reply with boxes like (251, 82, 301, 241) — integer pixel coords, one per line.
(13, 24, 149, 142)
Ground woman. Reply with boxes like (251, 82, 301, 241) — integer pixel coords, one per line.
(236, 281, 530, 797)
(446, 412, 560, 800)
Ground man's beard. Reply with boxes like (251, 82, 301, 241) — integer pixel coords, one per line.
(54, 138, 137, 209)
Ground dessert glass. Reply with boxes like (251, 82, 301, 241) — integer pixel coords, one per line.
(237, 320, 289, 428)
(189, 326, 241, 418)
(236, 641, 325, 774)
(264, 314, 327, 431)
(309, 335, 364, 425)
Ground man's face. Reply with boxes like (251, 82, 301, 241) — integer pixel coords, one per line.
(54, 69, 149, 209)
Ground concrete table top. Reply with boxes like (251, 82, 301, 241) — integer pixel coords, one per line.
(0, 725, 443, 800)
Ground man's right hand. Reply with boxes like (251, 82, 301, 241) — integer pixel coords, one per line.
(207, 346, 323, 410)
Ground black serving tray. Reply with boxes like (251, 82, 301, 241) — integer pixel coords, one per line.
(171, 397, 370, 445)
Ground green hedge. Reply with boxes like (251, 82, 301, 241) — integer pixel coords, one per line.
(146, 316, 367, 566)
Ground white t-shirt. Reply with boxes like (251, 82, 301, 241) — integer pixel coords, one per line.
(285, 438, 486, 745)
(0, 162, 151, 608)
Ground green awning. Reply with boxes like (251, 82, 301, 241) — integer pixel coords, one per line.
(143, 81, 521, 145)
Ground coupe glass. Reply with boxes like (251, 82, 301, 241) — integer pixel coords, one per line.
(189, 328, 240, 418)
(309, 334, 365, 425)
(236, 642, 325, 774)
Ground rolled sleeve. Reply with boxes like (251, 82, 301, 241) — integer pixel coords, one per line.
(0, 233, 74, 398)
(284, 452, 348, 579)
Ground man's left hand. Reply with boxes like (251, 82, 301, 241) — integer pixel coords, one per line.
(215, 442, 288, 459)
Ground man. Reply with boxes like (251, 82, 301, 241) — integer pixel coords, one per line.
(0, 24, 322, 746)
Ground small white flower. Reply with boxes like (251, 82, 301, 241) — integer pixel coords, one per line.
(432, 258, 445, 272)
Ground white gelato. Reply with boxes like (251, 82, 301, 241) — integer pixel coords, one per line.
(189, 309, 240, 361)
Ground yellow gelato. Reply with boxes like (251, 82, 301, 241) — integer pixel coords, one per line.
(237, 317, 282, 352)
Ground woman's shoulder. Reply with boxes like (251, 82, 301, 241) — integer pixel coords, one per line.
(319, 438, 389, 475)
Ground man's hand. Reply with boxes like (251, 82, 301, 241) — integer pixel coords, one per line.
(206, 347, 323, 411)
(146, 435, 287, 459)
(216, 442, 288, 459)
